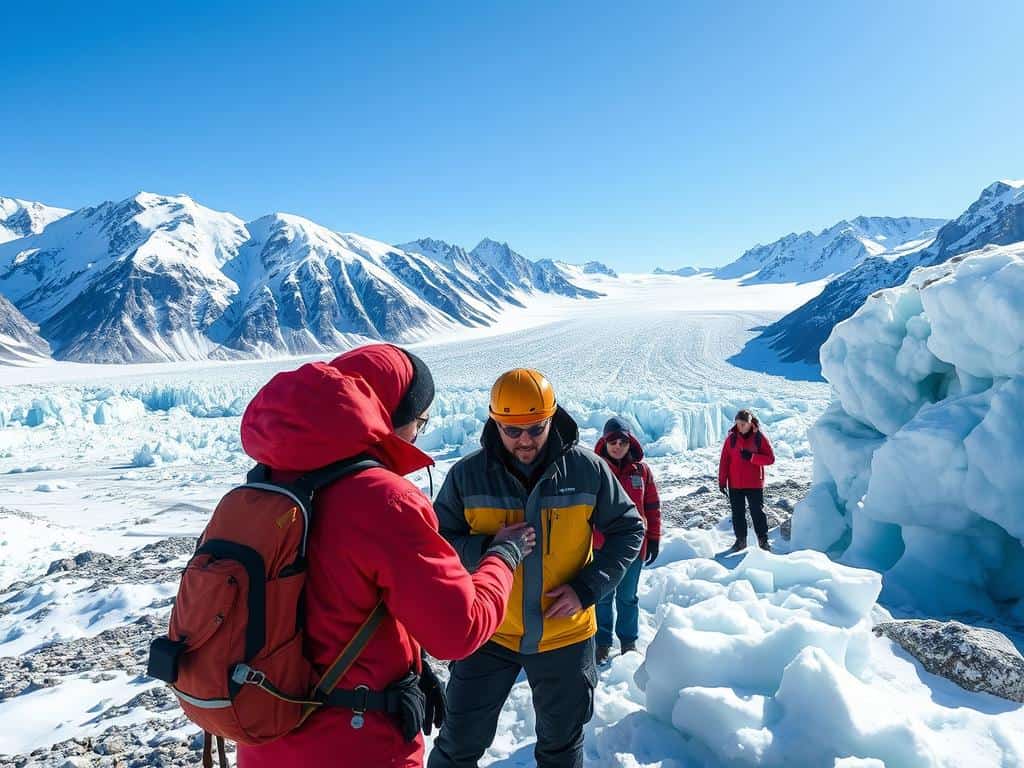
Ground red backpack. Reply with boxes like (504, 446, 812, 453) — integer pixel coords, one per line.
(147, 455, 386, 765)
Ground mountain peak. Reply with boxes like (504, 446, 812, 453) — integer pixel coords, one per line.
(717, 214, 948, 284)
(0, 197, 72, 244)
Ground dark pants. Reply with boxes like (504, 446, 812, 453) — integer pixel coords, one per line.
(596, 555, 642, 647)
(730, 488, 767, 540)
(427, 637, 597, 768)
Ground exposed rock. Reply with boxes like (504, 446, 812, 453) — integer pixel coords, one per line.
(46, 551, 116, 576)
(661, 476, 808, 534)
(873, 619, 1024, 702)
(0, 614, 165, 700)
(0, 716, 230, 768)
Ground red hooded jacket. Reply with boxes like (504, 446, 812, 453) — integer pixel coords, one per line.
(236, 345, 513, 768)
(592, 433, 661, 560)
(718, 426, 776, 490)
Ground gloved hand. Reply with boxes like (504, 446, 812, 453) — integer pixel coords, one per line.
(390, 670, 426, 742)
(719, 485, 728, 496)
(485, 523, 536, 570)
(740, 450, 753, 461)
(644, 539, 660, 566)
(418, 653, 446, 736)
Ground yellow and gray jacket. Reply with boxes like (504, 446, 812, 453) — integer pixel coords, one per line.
(435, 407, 644, 654)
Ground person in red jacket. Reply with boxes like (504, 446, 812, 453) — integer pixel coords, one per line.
(718, 409, 776, 553)
(592, 417, 661, 665)
(236, 344, 533, 768)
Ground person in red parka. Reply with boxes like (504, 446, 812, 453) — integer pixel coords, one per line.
(236, 344, 534, 768)
(718, 409, 776, 553)
(592, 417, 661, 665)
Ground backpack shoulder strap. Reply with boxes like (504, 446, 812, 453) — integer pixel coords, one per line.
(272, 454, 386, 513)
(730, 432, 737, 448)
(246, 463, 270, 483)
(755, 432, 763, 450)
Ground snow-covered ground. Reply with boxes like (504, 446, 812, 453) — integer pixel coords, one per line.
(2, 272, 1021, 766)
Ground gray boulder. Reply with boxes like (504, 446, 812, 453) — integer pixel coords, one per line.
(873, 619, 1024, 702)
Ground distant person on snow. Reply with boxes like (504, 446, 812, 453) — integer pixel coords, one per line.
(429, 368, 644, 768)
(236, 345, 533, 768)
(718, 409, 775, 553)
(592, 417, 661, 666)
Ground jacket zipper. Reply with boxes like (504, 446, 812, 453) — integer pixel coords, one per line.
(546, 510, 552, 554)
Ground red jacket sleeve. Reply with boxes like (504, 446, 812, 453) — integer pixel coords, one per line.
(371, 488, 514, 661)
(718, 438, 731, 488)
(751, 433, 775, 467)
(642, 463, 661, 540)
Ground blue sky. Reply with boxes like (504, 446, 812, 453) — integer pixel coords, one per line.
(2, 1, 1022, 271)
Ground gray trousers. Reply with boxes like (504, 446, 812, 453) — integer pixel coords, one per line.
(427, 637, 597, 768)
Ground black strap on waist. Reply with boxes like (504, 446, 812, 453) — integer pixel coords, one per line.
(324, 685, 399, 713)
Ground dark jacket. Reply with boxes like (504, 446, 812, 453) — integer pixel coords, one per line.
(435, 406, 644, 654)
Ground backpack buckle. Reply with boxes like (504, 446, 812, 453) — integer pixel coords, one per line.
(350, 684, 369, 729)
(231, 663, 266, 687)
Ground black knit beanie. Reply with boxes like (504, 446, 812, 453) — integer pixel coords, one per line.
(602, 417, 632, 440)
(391, 349, 435, 428)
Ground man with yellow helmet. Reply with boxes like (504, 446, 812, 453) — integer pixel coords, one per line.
(429, 369, 644, 768)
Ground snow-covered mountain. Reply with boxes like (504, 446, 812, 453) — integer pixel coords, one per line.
(581, 261, 617, 277)
(215, 218, 511, 357)
(759, 181, 1024, 365)
(716, 216, 947, 284)
(0, 194, 602, 364)
(396, 237, 526, 310)
(653, 266, 711, 277)
(0, 197, 71, 244)
(535, 258, 618, 283)
(471, 238, 601, 298)
(0, 193, 249, 364)
(0, 293, 51, 364)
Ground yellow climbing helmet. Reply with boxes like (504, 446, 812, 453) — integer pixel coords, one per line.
(489, 368, 557, 425)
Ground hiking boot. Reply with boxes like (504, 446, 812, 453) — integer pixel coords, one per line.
(596, 645, 613, 665)
(620, 641, 637, 654)
(727, 538, 747, 554)
(758, 535, 771, 551)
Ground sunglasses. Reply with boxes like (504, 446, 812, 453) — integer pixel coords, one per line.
(415, 415, 430, 434)
(498, 420, 550, 439)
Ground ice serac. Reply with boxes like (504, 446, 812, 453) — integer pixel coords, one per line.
(0, 192, 249, 363)
(0, 197, 72, 244)
(716, 216, 946, 285)
(760, 181, 1024, 365)
(617, 546, 1024, 767)
(0, 293, 51, 365)
(792, 241, 1024, 620)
